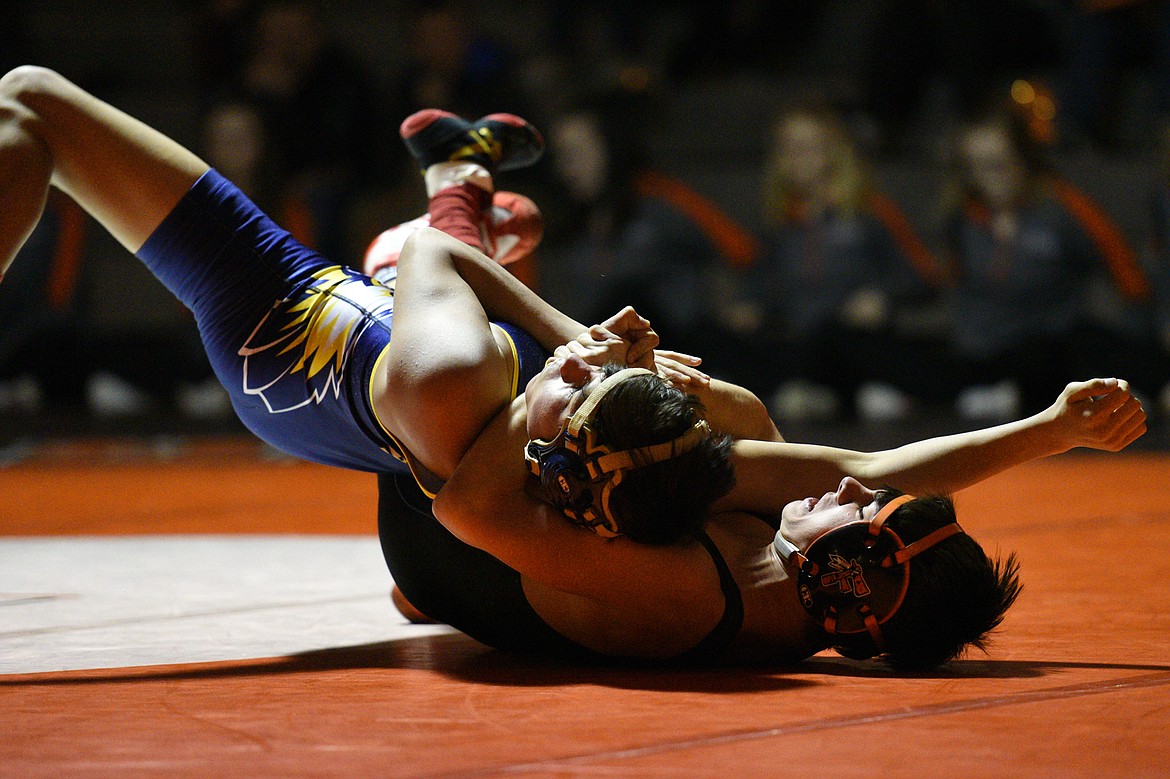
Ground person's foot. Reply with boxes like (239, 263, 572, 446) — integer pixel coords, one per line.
(481, 190, 543, 265)
(399, 109, 544, 173)
(363, 191, 543, 282)
(391, 585, 436, 624)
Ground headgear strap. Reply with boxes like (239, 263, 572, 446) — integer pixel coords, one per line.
(525, 366, 710, 536)
(773, 493, 967, 654)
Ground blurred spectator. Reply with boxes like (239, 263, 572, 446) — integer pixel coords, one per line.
(202, 100, 273, 207)
(945, 105, 1155, 417)
(233, 0, 388, 260)
(390, 0, 526, 120)
(733, 103, 945, 421)
(538, 92, 760, 379)
(859, 0, 1062, 154)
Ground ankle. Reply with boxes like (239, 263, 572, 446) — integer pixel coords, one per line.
(424, 161, 494, 198)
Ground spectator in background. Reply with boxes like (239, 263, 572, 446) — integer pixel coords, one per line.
(389, 0, 522, 121)
(735, 103, 944, 421)
(234, 0, 387, 260)
(945, 105, 1156, 417)
(538, 91, 760, 386)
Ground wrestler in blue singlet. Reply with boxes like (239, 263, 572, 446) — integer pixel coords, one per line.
(137, 170, 743, 665)
(135, 169, 547, 480)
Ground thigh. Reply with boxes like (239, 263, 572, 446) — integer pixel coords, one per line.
(380, 230, 512, 478)
(7, 66, 207, 253)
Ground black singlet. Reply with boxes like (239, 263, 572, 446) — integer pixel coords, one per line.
(377, 472, 745, 665)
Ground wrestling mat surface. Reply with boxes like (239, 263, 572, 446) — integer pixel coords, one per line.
(3, 438, 1169, 777)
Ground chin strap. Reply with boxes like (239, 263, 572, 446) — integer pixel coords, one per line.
(772, 493, 967, 653)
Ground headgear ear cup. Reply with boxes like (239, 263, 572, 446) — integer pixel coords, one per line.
(776, 494, 965, 652)
(795, 522, 910, 636)
(528, 444, 594, 514)
(523, 367, 710, 537)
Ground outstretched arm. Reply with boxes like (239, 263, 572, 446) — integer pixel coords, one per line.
(720, 378, 1147, 513)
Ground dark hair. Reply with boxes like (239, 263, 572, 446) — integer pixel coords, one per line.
(836, 489, 1023, 671)
(589, 365, 735, 545)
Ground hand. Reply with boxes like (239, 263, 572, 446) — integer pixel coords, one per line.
(653, 350, 710, 387)
(596, 306, 659, 369)
(564, 325, 629, 367)
(1046, 378, 1147, 452)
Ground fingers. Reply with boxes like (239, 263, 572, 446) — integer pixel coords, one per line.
(1114, 411, 1148, 451)
(1109, 395, 1147, 450)
(625, 329, 660, 366)
(653, 350, 710, 386)
(1064, 377, 1120, 403)
(654, 349, 702, 364)
(599, 306, 652, 336)
(589, 313, 659, 367)
(1085, 389, 1147, 451)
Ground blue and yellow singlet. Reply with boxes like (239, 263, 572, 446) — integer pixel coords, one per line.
(136, 169, 547, 484)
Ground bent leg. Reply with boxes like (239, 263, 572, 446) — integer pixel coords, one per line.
(0, 66, 207, 276)
(380, 227, 514, 480)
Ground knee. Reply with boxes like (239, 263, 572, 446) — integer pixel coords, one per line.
(0, 66, 65, 104)
(0, 66, 64, 131)
(0, 67, 80, 134)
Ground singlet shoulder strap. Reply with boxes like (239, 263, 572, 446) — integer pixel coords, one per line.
(670, 528, 745, 664)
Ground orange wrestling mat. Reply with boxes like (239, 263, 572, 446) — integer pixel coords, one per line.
(2, 438, 1168, 777)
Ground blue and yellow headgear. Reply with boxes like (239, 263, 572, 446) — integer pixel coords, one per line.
(524, 367, 710, 537)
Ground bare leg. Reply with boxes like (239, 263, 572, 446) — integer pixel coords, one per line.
(380, 227, 516, 480)
(0, 66, 208, 277)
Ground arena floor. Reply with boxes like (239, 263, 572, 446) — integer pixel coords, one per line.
(3, 436, 1169, 777)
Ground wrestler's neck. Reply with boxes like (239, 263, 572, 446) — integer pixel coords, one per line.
(711, 520, 828, 663)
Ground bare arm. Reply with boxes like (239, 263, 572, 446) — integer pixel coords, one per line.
(687, 378, 784, 442)
(417, 228, 586, 352)
(719, 378, 1147, 513)
(431, 397, 706, 604)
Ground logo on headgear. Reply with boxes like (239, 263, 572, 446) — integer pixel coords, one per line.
(523, 366, 710, 537)
(774, 493, 965, 652)
(821, 553, 872, 597)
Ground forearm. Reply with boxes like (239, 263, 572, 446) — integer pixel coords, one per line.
(850, 410, 1065, 494)
(437, 231, 585, 351)
(690, 379, 784, 442)
(722, 408, 1066, 514)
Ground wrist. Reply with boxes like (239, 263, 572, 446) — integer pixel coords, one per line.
(1021, 405, 1069, 458)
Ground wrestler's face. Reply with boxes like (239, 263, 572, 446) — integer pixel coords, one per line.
(779, 477, 881, 552)
(960, 126, 1025, 210)
(525, 349, 607, 441)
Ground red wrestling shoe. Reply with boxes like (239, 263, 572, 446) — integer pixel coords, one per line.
(483, 190, 543, 265)
(399, 109, 544, 173)
(363, 191, 543, 282)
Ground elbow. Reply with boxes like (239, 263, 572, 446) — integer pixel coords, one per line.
(431, 485, 486, 549)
